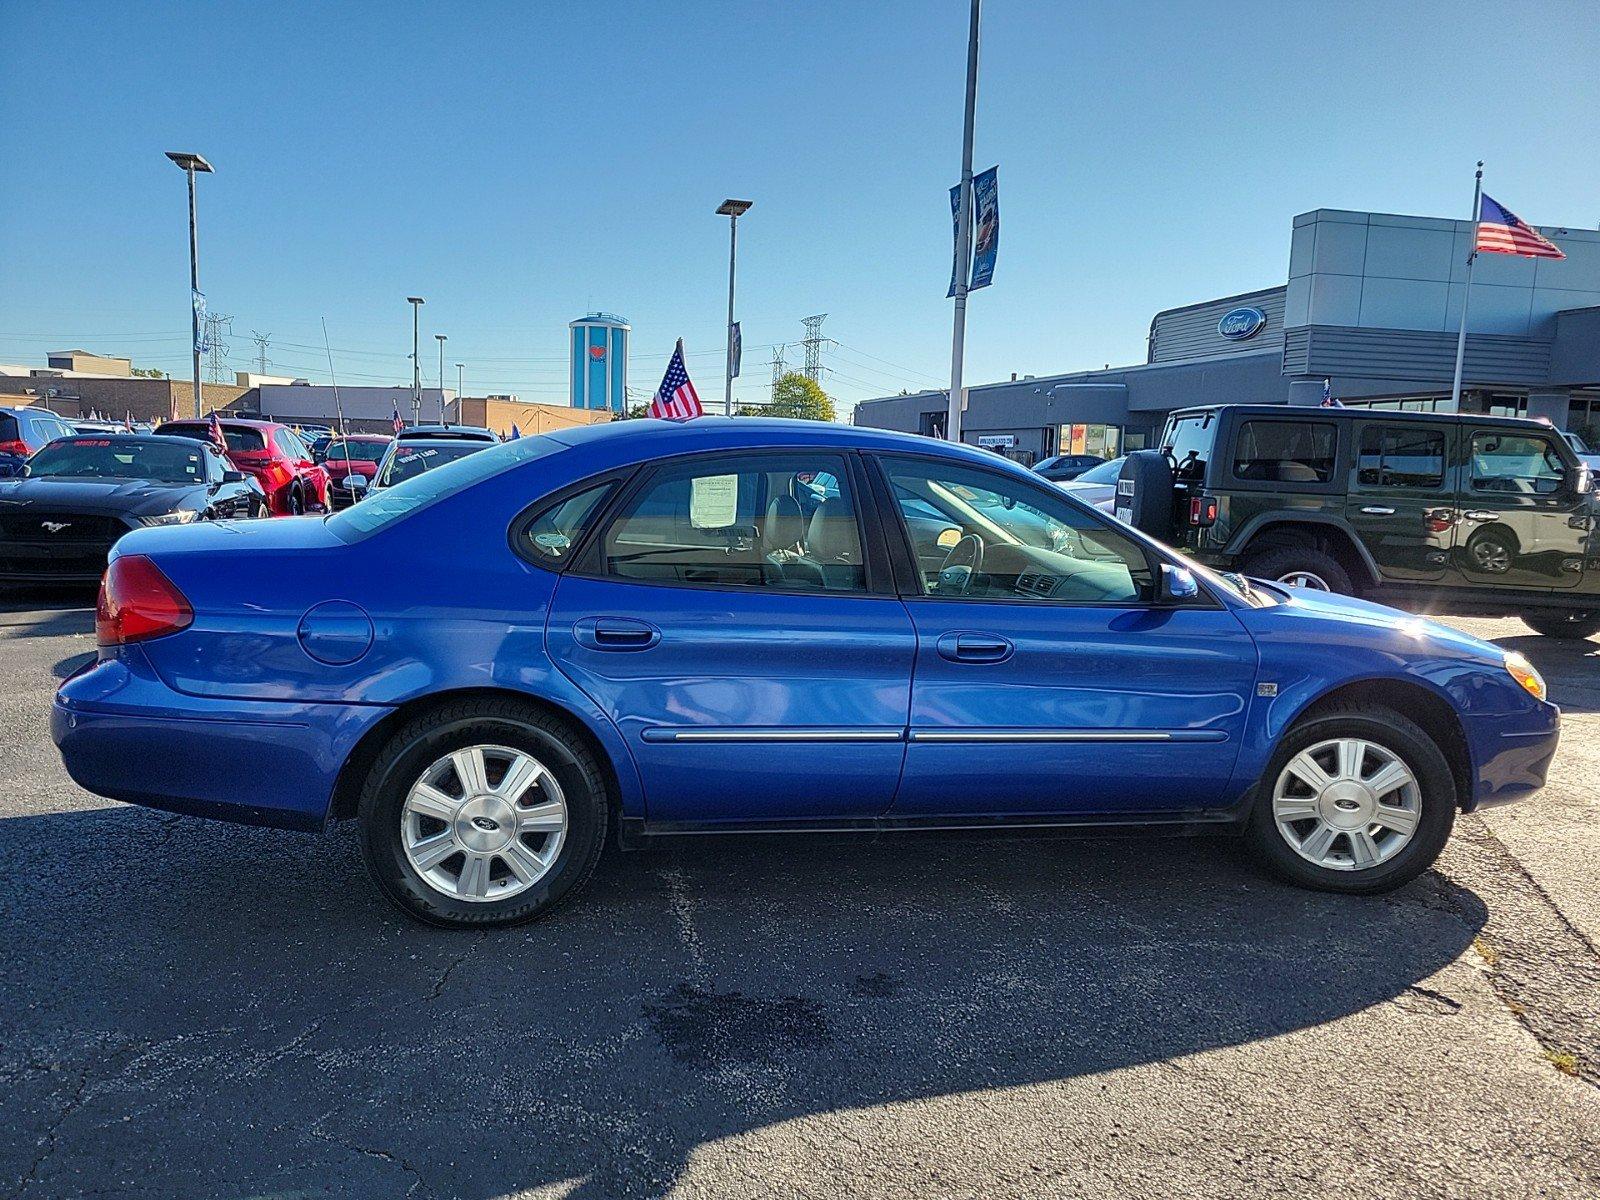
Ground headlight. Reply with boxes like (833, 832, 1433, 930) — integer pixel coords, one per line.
(1505, 652, 1547, 702)
(140, 510, 199, 527)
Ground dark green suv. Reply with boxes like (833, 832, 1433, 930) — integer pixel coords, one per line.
(1115, 404, 1600, 639)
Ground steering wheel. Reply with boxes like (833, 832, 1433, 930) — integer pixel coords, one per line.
(936, 533, 985, 596)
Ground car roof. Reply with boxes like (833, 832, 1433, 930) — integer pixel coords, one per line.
(158, 416, 281, 430)
(1165, 402, 1560, 432)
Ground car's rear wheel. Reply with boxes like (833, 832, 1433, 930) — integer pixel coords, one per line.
(1245, 702, 1455, 894)
(1237, 543, 1354, 595)
(286, 487, 304, 516)
(358, 699, 609, 927)
(1522, 609, 1600, 640)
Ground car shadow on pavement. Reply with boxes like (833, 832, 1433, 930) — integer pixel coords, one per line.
(0, 807, 1486, 1199)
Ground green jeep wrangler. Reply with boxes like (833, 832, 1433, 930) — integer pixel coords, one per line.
(1115, 403, 1600, 639)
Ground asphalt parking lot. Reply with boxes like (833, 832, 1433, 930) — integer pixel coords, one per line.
(2, 598, 1597, 1199)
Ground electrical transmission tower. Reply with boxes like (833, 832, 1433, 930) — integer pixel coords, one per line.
(769, 344, 788, 400)
(202, 312, 233, 383)
(800, 314, 827, 383)
(251, 331, 271, 375)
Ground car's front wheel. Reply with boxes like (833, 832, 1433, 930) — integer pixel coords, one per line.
(1245, 701, 1455, 894)
(358, 699, 609, 927)
(1522, 609, 1600, 640)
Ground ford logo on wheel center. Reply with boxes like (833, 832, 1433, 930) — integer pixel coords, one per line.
(1217, 306, 1267, 340)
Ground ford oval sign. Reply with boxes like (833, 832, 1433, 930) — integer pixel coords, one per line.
(1218, 306, 1267, 341)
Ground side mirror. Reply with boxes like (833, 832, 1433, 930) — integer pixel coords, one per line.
(1157, 562, 1201, 605)
(344, 475, 369, 493)
(1573, 466, 1594, 496)
(222, 470, 245, 484)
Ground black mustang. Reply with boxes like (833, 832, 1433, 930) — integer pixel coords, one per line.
(0, 434, 266, 585)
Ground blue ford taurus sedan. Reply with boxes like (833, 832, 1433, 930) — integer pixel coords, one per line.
(53, 419, 1560, 926)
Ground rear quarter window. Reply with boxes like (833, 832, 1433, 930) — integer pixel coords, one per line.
(1231, 420, 1336, 484)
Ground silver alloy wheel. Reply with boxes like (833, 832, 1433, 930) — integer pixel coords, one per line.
(1278, 570, 1331, 590)
(401, 743, 568, 902)
(1272, 737, 1421, 871)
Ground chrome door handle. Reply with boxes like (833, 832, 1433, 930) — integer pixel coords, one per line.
(1462, 510, 1499, 522)
(1360, 505, 1395, 515)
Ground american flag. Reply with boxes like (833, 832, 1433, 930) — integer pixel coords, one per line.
(391, 405, 405, 435)
(1476, 194, 1565, 259)
(648, 340, 703, 420)
(207, 411, 228, 453)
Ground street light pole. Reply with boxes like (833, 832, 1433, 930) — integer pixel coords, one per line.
(456, 362, 464, 402)
(407, 296, 425, 427)
(165, 151, 213, 420)
(435, 334, 448, 422)
(717, 199, 753, 416)
(946, 0, 981, 444)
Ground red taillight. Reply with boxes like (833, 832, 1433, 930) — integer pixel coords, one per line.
(1189, 495, 1219, 527)
(96, 555, 193, 646)
(0, 439, 30, 456)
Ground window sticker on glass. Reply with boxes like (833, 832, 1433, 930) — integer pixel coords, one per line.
(690, 474, 738, 528)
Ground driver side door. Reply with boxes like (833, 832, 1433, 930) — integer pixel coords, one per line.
(869, 453, 1259, 820)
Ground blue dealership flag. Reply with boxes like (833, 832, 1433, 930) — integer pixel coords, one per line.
(192, 290, 207, 353)
(968, 166, 999, 290)
(509, 424, 521, 440)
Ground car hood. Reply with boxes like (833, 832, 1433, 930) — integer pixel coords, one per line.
(1243, 580, 1507, 666)
(0, 476, 207, 517)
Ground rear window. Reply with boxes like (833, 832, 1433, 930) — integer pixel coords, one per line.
(323, 439, 386, 463)
(1231, 420, 1336, 484)
(1161, 413, 1217, 482)
(327, 435, 560, 539)
(158, 422, 266, 453)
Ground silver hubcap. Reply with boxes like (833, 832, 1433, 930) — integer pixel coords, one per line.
(1272, 738, 1421, 872)
(1279, 570, 1331, 590)
(401, 744, 568, 902)
(1472, 540, 1511, 572)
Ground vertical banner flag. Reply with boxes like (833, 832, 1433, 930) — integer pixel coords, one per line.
(730, 321, 742, 379)
(192, 290, 207, 353)
(648, 339, 704, 419)
(968, 166, 999, 290)
(947, 183, 963, 298)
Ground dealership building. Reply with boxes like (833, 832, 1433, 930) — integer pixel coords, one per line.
(853, 207, 1600, 463)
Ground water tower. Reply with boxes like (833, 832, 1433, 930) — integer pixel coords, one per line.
(569, 313, 629, 412)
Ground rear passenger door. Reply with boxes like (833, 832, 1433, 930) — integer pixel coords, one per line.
(1455, 429, 1588, 590)
(1345, 421, 1453, 583)
(545, 451, 915, 826)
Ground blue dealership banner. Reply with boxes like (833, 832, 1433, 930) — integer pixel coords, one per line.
(730, 320, 742, 379)
(947, 183, 963, 298)
(968, 166, 999, 290)
(192, 289, 207, 352)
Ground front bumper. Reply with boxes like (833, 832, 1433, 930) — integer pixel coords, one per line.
(52, 653, 394, 831)
(1465, 700, 1561, 810)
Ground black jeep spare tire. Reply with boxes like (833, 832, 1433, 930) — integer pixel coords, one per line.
(1115, 451, 1174, 541)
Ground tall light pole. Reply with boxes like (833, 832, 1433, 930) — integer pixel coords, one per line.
(165, 151, 213, 419)
(946, 0, 981, 444)
(717, 199, 752, 416)
(456, 362, 464, 401)
(435, 333, 448, 421)
(407, 296, 425, 426)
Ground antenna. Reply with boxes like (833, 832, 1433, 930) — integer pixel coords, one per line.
(321, 318, 351, 441)
(251, 331, 271, 375)
(801, 314, 827, 382)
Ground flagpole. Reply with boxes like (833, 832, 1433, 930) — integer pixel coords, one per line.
(1448, 161, 1484, 414)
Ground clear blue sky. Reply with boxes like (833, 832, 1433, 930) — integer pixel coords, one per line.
(2, 1, 1597, 415)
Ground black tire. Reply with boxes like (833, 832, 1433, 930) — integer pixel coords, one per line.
(1245, 701, 1456, 895)
(1238, 542, 1354, 595)
(1522, 609, 1600, 640)
(286, 487, 304, 516)
(358, 698, 610, 928)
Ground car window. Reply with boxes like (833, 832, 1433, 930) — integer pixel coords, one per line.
(1071, 456, 1126, 485)
(883, 459, 1151, 604)
(26, 438, 206, 483)
(323, 439, 385, 464)
(1161, 413, 1216, 482)
(1232, 420, 1336, 484)
(598, 453, 865, 593)
(274, 429, 305, 459)
(159, 423, 267, 453)
(520, 483, 616, 568)
(1470, 432, 1566, 495)
(1357, 426, 1444, 488)
(376, 441, 489, 486)
(327, 436, 559, 539)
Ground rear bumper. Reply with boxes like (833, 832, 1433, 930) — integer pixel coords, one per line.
(52, 654, 393, 831)
(1465, 702, 1561, 811)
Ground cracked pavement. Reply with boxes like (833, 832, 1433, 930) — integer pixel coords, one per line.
(1, 600, 1596, 1199)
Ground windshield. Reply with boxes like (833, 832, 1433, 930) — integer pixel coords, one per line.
(323, 439, 386, 464)
(376, 442, 490, 487)
(1161, 412, 1216, 482)
(158, 423, 266, 453)
(1071, 456, 1125, 485)
(328, 435, 561, 538)
(26, 438, 207, 484)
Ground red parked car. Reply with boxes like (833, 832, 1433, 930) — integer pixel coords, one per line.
(154, 418, 329, 515)
(314, 433, 392, 509)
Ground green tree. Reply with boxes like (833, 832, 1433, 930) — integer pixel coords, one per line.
(132, 367, 166, 379)
(766, 372, 836, 422)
